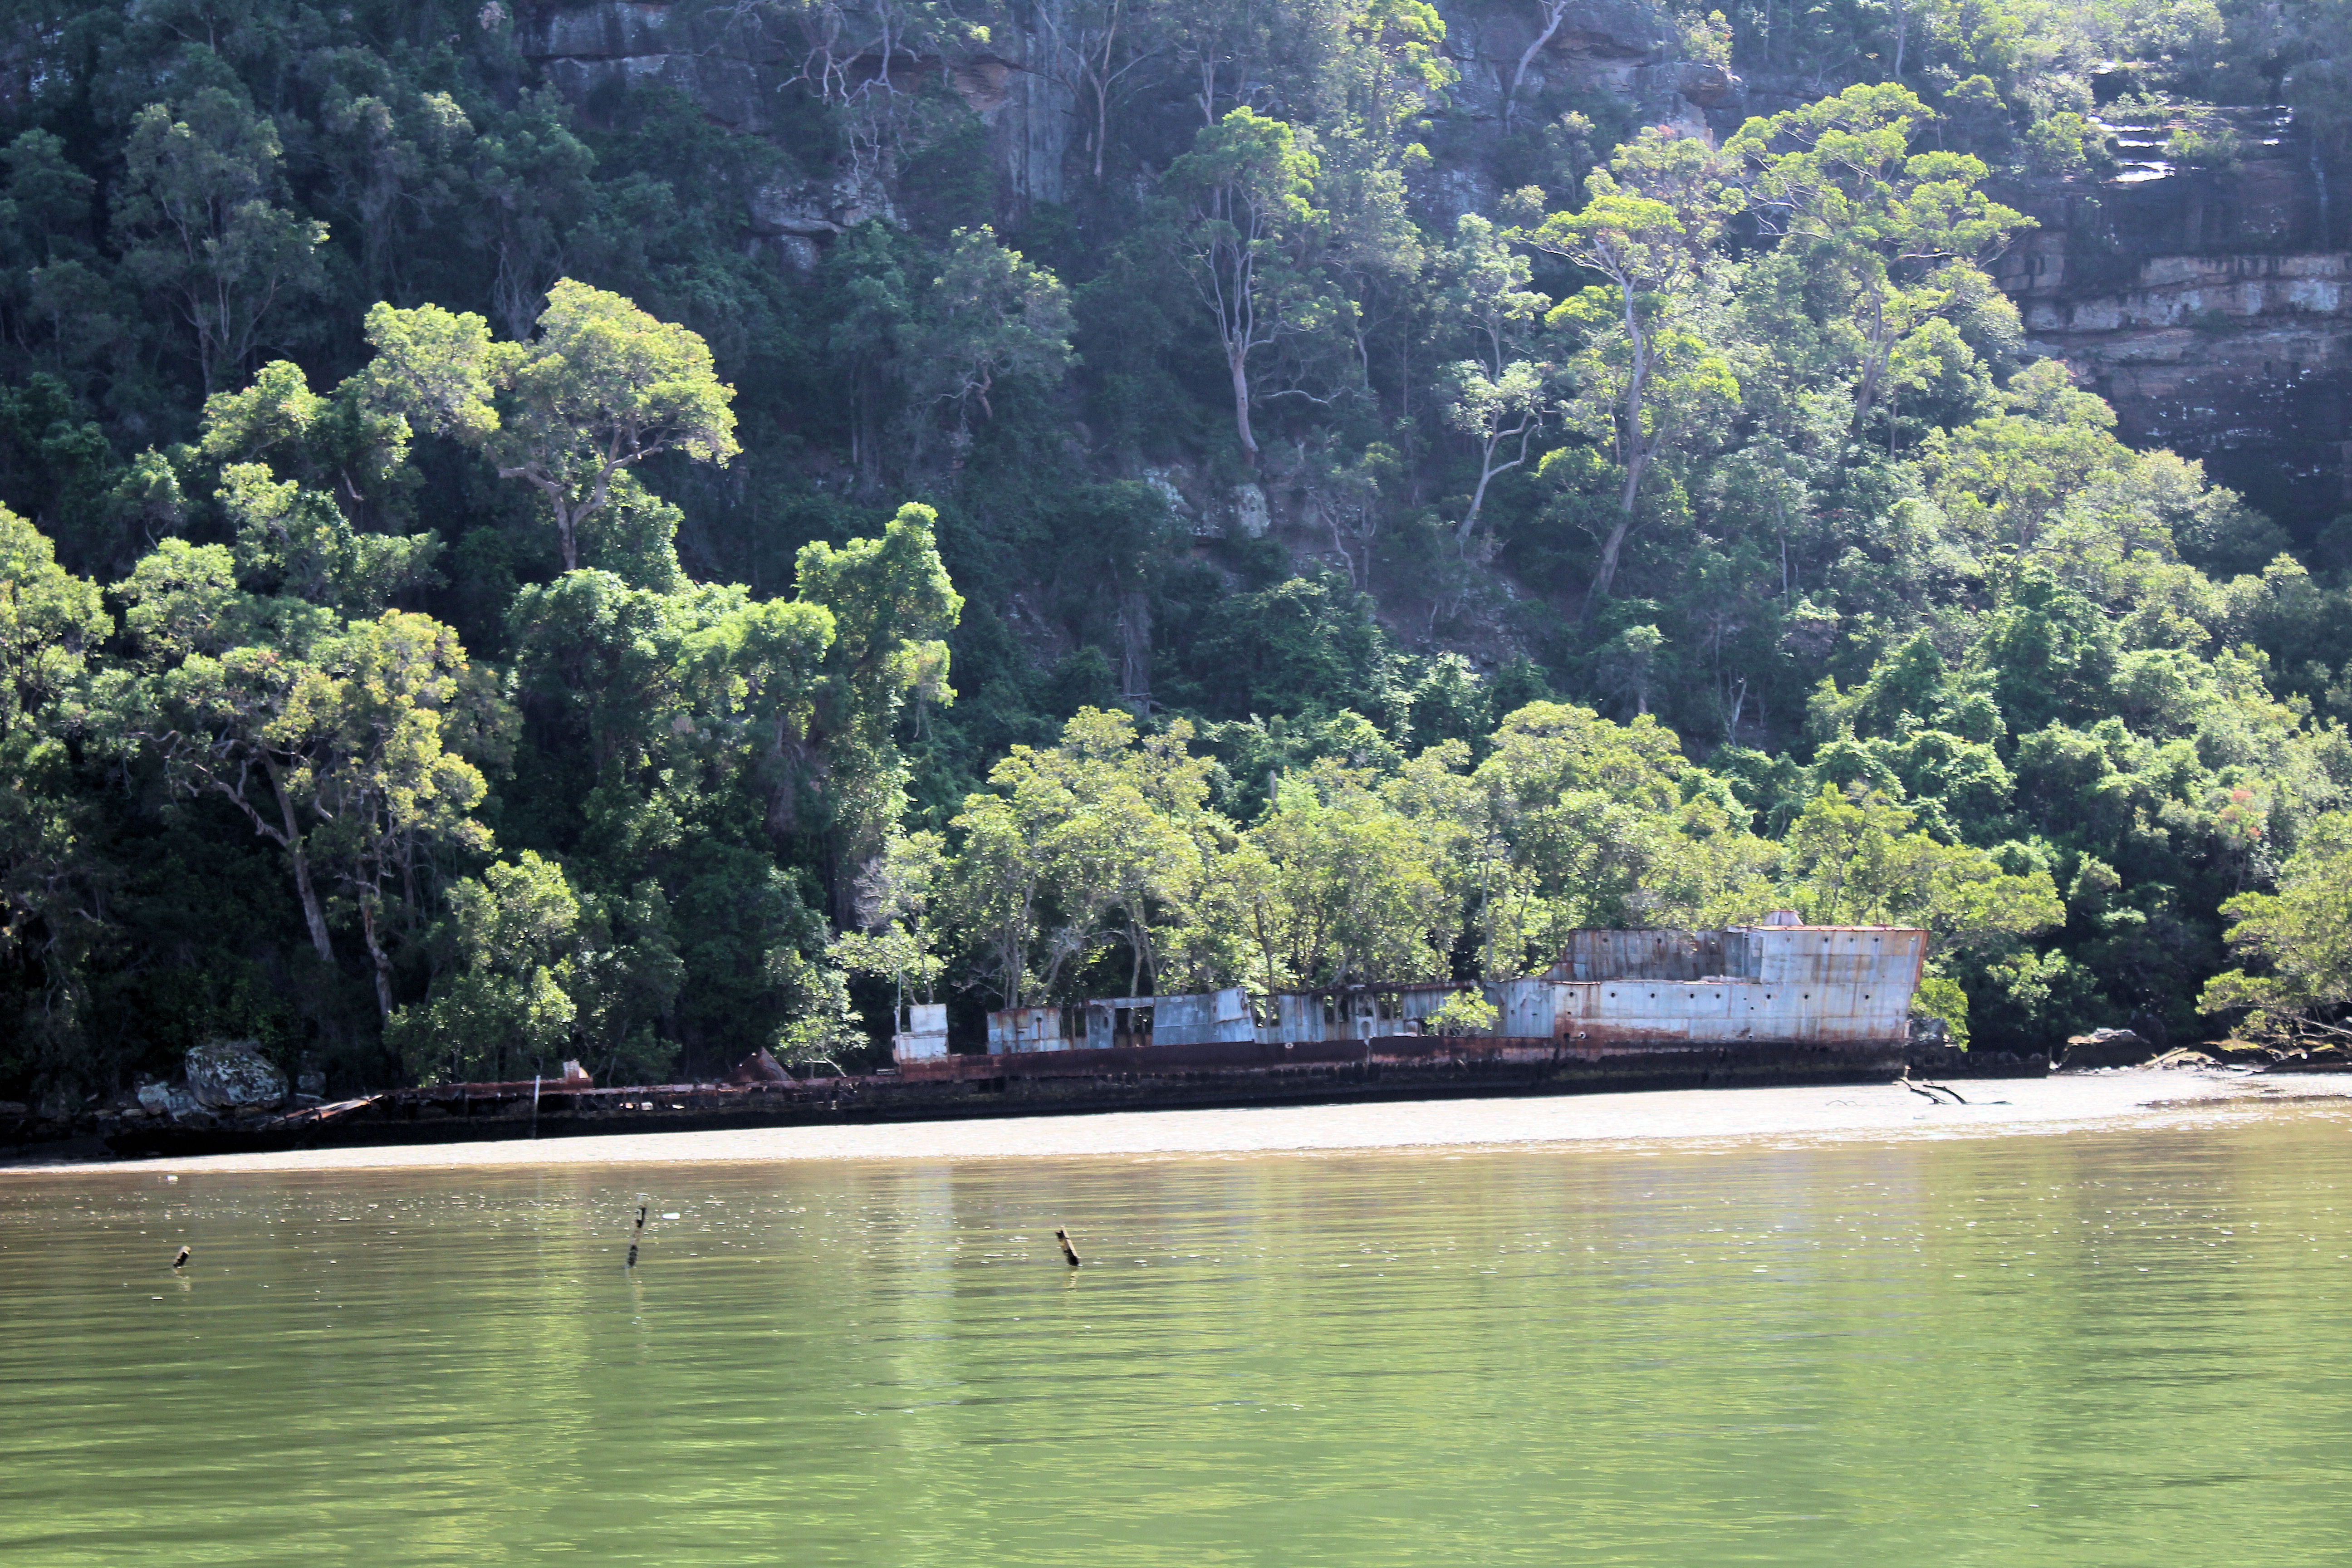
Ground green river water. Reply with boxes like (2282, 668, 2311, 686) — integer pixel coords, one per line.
(6, 1105, 2352, 1566)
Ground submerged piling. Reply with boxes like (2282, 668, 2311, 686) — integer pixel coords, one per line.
(627, 1204, 647, 1268)
(1056, 1228, 1082, 1267)
(172, 1245, 190, 1270)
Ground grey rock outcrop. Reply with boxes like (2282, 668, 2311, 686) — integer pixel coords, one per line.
(1635, 59, 1739, 107)
(2060, 1027, 2153, 1069)
(136, 1080, 201, 1118)
(1231, 482, 1272, 539)
(519, 0, 789, 132)
(186, 1041, 288, 1111)
(747, 169, 896, 237)
(517, 0, 1073, 233)
(1439, 0, 1668, 118)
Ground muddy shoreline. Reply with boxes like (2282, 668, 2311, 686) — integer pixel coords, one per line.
(90, 1040, 2039, 1161)
(6, 1067, 2345, 1177)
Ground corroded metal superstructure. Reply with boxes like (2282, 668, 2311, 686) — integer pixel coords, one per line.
(1517, 924, 1926, 1048)
(978, 924, 1928, 1059)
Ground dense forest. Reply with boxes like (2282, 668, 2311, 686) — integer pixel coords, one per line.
(8, 0, 2352, 1107)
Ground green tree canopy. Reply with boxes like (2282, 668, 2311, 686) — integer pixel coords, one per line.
(364, 280, 739, 571)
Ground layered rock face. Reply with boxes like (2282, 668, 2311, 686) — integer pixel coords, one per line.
(516, 4, 2352, 534)
(1994, 109, 2352, 533)
(514, 0, 1730, 240)
(521, 0, 785, 131)
(1432, 0, 1736, 134)
(515, 0, 1071, 269)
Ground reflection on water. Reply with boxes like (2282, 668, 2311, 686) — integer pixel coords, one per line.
(6, 1107, 2352, 1566)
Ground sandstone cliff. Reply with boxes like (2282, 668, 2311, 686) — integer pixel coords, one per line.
(513, 0, 1734, 231)
(514, 0, 2352, 537)
(1995, 106, 2351, 535)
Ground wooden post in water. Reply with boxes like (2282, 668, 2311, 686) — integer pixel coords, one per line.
(627, 1204, 647, 1268)
(172, 1245, 190, 1271)
(1056, 1228, 1082, 1267)
(530, 1073, 541, 1139)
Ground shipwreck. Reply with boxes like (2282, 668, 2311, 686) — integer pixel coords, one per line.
(969, 918, 1930, 1059)
(102, 921, 2042, 1159)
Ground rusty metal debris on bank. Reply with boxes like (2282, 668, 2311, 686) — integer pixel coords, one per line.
(105, 922, 2057, 1158)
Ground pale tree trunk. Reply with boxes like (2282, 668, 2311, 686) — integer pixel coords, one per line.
(1117, 591, 1152, 701)
(1000, 882, 1037, 1009)
(1326, 504, 1360, 588)
(263, 757, 335, 961)
(1617, 429, 1656, 517)
(360, 896, 395, 1021)
(1852, 352, 1886, 439)
(1586, 426, 1657, 605)
(1045, 1, 1130, 182)
(1252, 902, 1279, 1003)
(1455, 418, 1535, 543)
(1089, 11, 1119, 181)
(1228, 344, 1259, 463)
(1460, 441, 1499, 542)
(1505, 0, 1573, 129)
(1093, 71, 1112, 179)
(1585, 289, 1656, 615)
(519, 456, 630, 573)
(509, 470, 586, 572)
(1588, 510, 1636, 612)
(289, 845, 333, 962)
(1851, 283, 1889, 439)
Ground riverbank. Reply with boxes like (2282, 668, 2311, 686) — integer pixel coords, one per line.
(89, 1039, 2037, 1159)
(7, 1067, 2345, 1176)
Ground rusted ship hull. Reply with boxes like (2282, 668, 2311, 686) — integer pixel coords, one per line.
(102, 1037, 2046, 1158)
